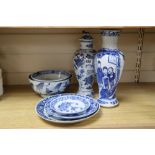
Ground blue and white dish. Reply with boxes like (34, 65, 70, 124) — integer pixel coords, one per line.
(44, 94, 99, 120)
(35, 94, 100, 124)
(49, 94, 91, 115)
(28, 70, 72, 98)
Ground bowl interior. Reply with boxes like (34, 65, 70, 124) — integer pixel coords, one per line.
(36, 73, 67, 80)
(31, 70, 71, 81)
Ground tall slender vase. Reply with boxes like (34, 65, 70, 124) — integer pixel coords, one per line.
(73, 32, 95, 97)
(95, 30, 125, 107)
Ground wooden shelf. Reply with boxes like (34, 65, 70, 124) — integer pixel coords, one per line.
(0, 27, 155, 34)
(0, 83, 155, 128)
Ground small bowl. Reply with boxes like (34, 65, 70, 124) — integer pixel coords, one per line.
(28, 70, 72, 98)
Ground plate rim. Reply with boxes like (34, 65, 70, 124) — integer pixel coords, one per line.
(35, 101, 100, 124)
(35, 94, 100, 124)
(44, 97, 99, 119)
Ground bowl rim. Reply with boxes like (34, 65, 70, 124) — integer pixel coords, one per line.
(29, 70, 72, 82)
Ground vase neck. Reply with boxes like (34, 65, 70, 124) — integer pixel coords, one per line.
(101, 35, 118, 50)
(80, 41, 93, 50)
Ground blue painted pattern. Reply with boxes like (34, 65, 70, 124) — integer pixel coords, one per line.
(50, 95, 90, 115)
(95, 47, 124, 106)
(29, 70, 72, 97)
(101, 30, 120, 36)
(73, 32, 95, 97)
(36, 94, 100, 123)
(73, 50, 95, 97)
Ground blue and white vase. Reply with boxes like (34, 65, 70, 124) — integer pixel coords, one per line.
(95, 30, 125, 107)
(73, 31, 96, 97)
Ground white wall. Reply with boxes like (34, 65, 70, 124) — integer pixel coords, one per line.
(0, 29, 154, 85)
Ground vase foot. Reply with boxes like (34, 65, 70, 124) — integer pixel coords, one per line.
(77, 90, 94, 97)
(97, 98, 119, 107)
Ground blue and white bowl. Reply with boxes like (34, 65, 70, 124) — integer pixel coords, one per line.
(28, 70, 72, 98)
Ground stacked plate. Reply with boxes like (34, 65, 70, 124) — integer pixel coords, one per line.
(35, 94, 100, 124)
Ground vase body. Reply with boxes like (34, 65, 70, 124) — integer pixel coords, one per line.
(95, 30, 125, 107)
(73, 32, 95, 97)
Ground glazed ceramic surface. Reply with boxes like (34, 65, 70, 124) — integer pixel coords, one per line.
(29, 70, 72, 98)
(73, 32, 95, 97)
(35, 94, 100, 124)
(44, 94, 99, 119)
(95, 30, 125, 107)
(49, 95, 90, 115)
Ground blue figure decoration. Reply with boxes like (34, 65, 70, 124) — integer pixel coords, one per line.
(96, 61, 103, 84)
(73, 31, 96, 97)
(95, 30, 125, 107)
(108, 67, 115, 89)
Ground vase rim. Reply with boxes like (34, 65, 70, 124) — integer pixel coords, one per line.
(101, 30, 120, 36)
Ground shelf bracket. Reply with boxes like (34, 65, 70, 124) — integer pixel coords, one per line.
(135, 28, 144, 83)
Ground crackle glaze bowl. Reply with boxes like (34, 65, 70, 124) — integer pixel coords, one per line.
(28, 70, 72, 98)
